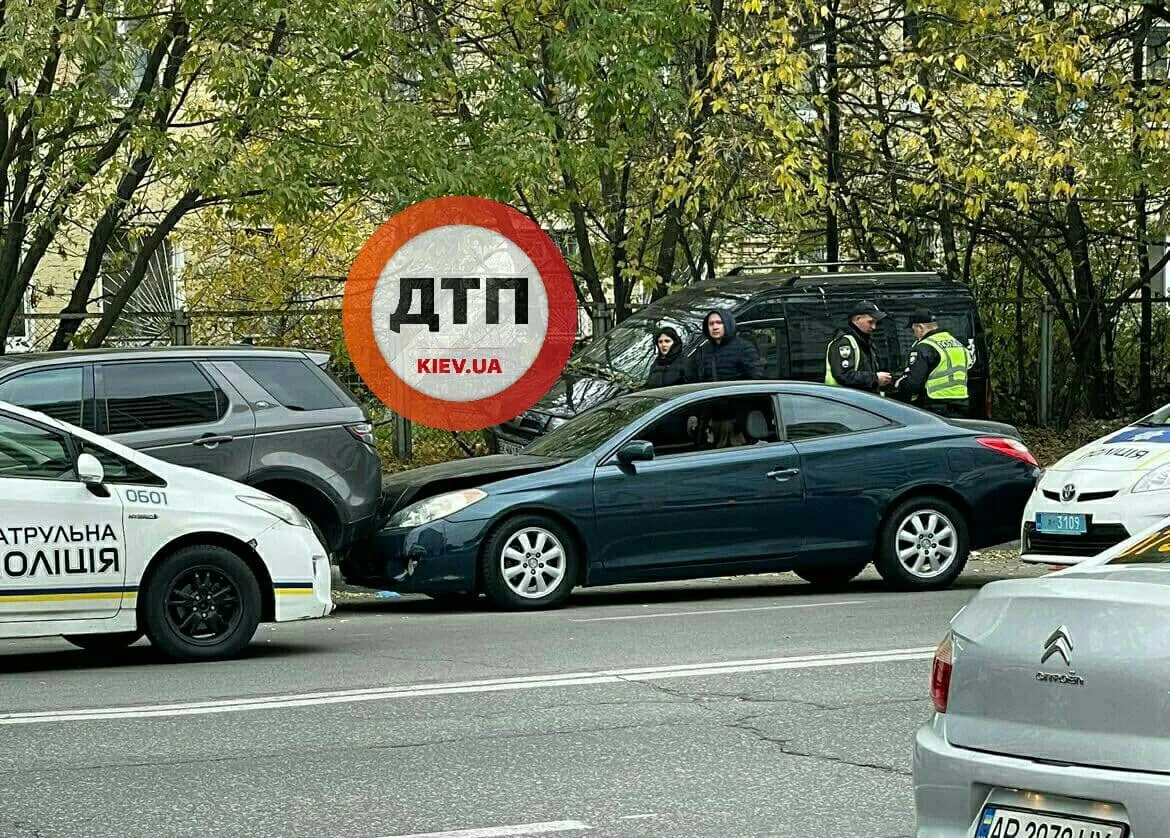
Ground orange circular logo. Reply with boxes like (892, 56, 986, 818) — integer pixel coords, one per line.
(343, 196, 577, 431)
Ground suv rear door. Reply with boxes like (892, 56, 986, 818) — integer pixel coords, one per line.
(94, 359, 256, 482)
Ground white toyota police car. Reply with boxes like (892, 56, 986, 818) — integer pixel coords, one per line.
(0, 400, 333, 661)
(1021, 403, 1170, 566)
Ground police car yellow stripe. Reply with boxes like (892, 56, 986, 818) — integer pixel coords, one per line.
(0, 585, 138, 603)
(274, 581, 315, 596)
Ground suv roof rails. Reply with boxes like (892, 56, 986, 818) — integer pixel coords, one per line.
(781, 271, 946, 288)
(727, 261, 890, 275)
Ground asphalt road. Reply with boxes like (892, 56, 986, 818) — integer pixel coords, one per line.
(0, 558, 1044, 838)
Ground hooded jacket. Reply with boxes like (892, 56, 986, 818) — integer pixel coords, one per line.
(645, 326, 687, 389)
(687, 308, 765, 382)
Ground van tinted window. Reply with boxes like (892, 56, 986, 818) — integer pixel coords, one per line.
(0, 367, 85, 426)
(236, 359, 344, 411)
(102, 362, 227, 433)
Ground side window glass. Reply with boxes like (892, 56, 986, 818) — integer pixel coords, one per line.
(780, 394, 891, 441)
(234, 359, 344, 411)
(0, 367, 85, 426)
(0, 414, 75, 481)
(634, 393, 780, 457)
(102, 362, 227, 434)
(738, 325, 784, 379)
(783, 299, 870, 377)
(78, 441, 164, 486)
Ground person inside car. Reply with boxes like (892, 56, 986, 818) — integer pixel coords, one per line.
(685, 309, 764, 438)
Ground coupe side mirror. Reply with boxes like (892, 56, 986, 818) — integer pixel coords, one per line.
(616, 440, 654, 465)
(77, 452, 105, 487)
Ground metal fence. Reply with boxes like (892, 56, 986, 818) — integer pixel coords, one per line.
(10, 295, 1170, 467)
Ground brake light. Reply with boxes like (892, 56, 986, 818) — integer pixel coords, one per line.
(931, 632, 954, 713)
(977, 436, 1038, 467)
(346, 422, 375, 446)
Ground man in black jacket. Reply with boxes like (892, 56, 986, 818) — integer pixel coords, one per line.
(687, 308, 765, 382)
(825, 300, 893, 394)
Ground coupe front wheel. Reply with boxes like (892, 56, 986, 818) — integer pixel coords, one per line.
(874, 498, 969, 591)
(481, 516, 578, 610)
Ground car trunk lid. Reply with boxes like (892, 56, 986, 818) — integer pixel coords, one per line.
(946, 568, 1170, 773)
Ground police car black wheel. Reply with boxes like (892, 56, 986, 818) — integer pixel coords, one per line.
(793, 562, 868, 590)
(874, 497, 969, 591)
(480, 515, 577, 611)
(142, 545, 262, 661)
(62, 631, 143, 653)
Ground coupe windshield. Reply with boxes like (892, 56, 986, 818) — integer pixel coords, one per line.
(523, 395, 665, 459)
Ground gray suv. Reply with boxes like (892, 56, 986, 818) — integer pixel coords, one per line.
(0, 346, 382, 556)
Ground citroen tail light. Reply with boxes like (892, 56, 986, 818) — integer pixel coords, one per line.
(977, 436, 1038, 467)
(931, 631, 954, 714)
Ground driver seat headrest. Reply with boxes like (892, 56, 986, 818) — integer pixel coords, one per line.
(745, 409, 769, 441)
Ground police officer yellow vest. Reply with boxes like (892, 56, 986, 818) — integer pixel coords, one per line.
(825, 334, 886, 396)
(824, 334, 860, 386)
(917, 330, 969, 401)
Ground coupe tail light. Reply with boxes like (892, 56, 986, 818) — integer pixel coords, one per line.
(346, 422, 375, 446)
(931, 631, 954, 713)
(977, 436, 1038, 467)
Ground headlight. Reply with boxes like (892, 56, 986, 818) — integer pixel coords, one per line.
(387, 488, 487, 529)
(237, 495, 311, 528)
(1133, 465, 1170, 494)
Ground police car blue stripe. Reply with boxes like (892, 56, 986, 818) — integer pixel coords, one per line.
(272, 581, 314, 589)
(0, 585, 138, 597)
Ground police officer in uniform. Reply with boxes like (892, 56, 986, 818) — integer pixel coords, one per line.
(825, 300, 893, 394)
(894, 309, 971, 417)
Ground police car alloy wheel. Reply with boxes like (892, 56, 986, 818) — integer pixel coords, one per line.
(141, 545, 263, 661)
(875, 497, 969, 591)
(481, 515, 577, 610)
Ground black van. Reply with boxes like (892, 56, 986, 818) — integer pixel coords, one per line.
(486, 265, 992, 453)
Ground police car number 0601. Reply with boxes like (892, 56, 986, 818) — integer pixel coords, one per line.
(124, 489, 167, 505)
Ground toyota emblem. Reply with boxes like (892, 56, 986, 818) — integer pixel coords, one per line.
(1061, 484, 1076, 502)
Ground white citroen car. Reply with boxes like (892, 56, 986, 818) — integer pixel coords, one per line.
(1020, 405, 1170, 566)
(0, 400, 333, 661)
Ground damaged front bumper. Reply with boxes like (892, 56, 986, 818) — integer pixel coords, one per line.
(338, 518, 485, 594)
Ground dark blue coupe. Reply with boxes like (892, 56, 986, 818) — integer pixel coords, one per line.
(340, 382, 1038, 609)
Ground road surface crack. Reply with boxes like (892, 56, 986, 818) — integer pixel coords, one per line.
(726, 718, 911, 777)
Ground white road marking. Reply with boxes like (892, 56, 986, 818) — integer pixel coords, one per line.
(376, 821, 591, 837)
(0, 646, 934, 726)
(567, 599, 867, 622)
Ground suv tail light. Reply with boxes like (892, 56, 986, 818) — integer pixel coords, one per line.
(977, 436, 1038, 467)
(931, 631, 954, 713)
(346, 422, 375, 446)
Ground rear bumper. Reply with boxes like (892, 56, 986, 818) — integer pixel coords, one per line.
(338, 518, 486, 594)
(913, 715, 1166, 836)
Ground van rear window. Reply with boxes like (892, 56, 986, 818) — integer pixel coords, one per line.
(236, 359, 344, 412)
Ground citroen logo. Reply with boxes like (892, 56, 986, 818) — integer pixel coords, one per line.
(1061, 484, 1076, 502)
(1041, 626, 1073, 666)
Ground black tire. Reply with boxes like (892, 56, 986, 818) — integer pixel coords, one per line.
(874, 497, 969, 591)
(794, 562, 868, 590)
(480, 515, 578, 610)
(141, 545, 262, 661)
(63, 631, 143, 653)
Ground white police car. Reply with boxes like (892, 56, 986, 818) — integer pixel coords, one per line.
(1021, 404, 1170, 566)
(0, 400, 332, 661)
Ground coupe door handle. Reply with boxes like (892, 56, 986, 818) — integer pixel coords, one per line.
(193, 434, 233, 447)
(767, 467, 801, 481)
